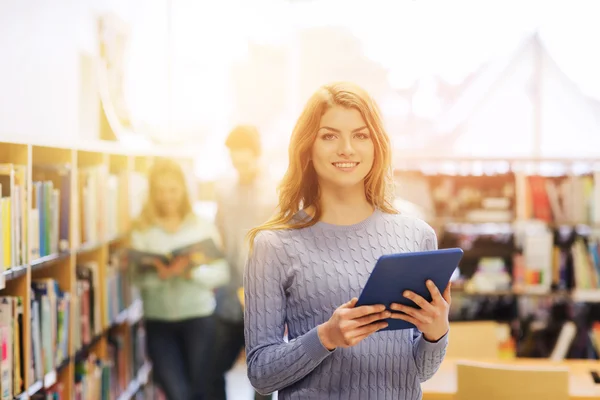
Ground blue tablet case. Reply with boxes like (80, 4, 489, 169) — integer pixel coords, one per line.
(356, 248, 463, 331)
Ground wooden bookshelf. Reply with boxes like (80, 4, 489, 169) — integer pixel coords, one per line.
(393, 156, 600, 360)
(393, 156, 600, 300)
(0, 138, 193, 399)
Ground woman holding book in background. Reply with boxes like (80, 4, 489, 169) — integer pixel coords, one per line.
(130, 158, 229, 400)
(244, 82, 451, 399)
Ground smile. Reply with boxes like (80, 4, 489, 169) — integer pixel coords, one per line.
(332, 162, 360, 171)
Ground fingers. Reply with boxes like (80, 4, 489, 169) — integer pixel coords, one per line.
(402, 290, 436, 314)
(389, 312, 419, 327)
(340, 298, 359, 309)
(351, 324, 389, 344)
(389, 304, 433, 325)
(354, 310, 391, 327)
(345, 303, 387, 319)
(349, 320, 388, 340)
(443, 282, 452, 304)
(426, 280, 444, 303)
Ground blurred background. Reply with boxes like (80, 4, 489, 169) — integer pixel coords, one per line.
(2, 0, 600, 399)
(4, 0, 600, 175)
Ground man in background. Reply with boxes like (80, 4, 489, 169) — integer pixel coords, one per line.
(208, 125, 277, 400)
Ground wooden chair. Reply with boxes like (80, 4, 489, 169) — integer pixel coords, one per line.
(446, 321, 505, 359)
(455, 359, 569, 400)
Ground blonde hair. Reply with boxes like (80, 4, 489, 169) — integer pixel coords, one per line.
(247, 82, 397, 247)
(132, 158, 193, 231)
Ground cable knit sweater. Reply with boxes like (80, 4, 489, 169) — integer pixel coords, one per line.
(244, 209, 448, 400)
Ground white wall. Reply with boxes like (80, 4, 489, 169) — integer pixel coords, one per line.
(0, 0, 146, 142)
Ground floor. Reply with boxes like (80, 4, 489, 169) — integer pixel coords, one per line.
(226, 360, 278, 400)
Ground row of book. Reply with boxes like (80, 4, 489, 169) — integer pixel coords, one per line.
(446, 222, 600, 297)
(75, 262, 101, 350)
(0, 256, 140, 399)
(31, 323, 150, 400)
(106, 252, 137, 325)
(0, 281, 70, 399)
(77, 325, 148, 400)
(514, 225, 600, 294)
(394, 170, 600, 226)
(79, 166, 148, 247)
(76, 256, 141, 353)
(30, 279, 70, 387)
(0, 164, 27, 269)
(523, 173, 600, 226)
(0, 162, 150, 273)
(34, 165, 144, 257)
(449, 288, 600, 360)
(0, 296, 23, 399)
(78, 166, 130, 246)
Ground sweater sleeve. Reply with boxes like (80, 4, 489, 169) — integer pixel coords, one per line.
(411, 222, 448, 382)
(244, 232, 334, 395)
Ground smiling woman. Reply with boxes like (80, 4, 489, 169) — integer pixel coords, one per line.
(243, 82, 450, 400)
(312, 107, 374, 188)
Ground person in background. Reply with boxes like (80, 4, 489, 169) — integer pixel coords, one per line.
(244, 82, 451, 399)
(130, 158, 229, 400)
(208, 125, 277, 400)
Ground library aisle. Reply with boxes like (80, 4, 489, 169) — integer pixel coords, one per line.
(0, 138, 193, 399)
(4, 2, 600, 398)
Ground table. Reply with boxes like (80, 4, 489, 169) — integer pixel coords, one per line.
(421, 358, 600, 400)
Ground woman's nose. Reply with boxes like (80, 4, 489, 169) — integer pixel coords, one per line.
(337, 137, 355, 157)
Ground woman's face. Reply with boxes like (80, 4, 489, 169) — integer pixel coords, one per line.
(154, 172, 185, 217)
(310, 105, 374, 190)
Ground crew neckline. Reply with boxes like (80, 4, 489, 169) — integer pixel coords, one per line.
(297, 208, 381, 233)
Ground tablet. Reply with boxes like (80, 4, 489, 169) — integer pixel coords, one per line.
(355, 247, 463, 331)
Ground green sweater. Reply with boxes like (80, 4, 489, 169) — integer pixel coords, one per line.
(130, 213, 229, 321)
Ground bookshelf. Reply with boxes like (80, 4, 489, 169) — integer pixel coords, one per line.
(0, 138, 194, 399)
(393, 156, 600, 299)
(393, 156, 600, 359)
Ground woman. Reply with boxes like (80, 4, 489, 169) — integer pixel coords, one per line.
(244, 82, 451, 399)
(130, 158, 229, 400)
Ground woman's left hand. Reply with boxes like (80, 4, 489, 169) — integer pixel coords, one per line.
(390, 280, 451, 342)
(170, 255, 190, 276)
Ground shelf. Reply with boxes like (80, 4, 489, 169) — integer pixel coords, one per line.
(571, 289, 600, 303)
(76, 240, 107, 254)
(117, 362, 152, 400)
(27, 381, 43, 397)
(3, 265, 28, 281)
(0, 136, 196, 159)
(43, 370, 57, 390)
(15, 392, 28, 400)
(30, 252, 70, 271)
(453, 287, 600, 302)
(25, 369, 59, 398)
(0, 138, 191, 399)
(126, 299, 143, 325)
(74, 332, 104, 361)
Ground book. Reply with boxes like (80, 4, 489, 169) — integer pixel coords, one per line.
(126, 238, 224, 273)
(356, 248, 463, 331)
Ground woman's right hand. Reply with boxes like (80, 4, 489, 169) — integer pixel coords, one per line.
(318, 298, 390, 350)
(153, 259, 171, 280)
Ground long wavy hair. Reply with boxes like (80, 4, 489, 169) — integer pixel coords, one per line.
(132, 158, 193, 231)
(247, 82, 397, 248)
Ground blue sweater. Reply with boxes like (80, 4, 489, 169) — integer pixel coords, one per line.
(244, 209, 448, 399)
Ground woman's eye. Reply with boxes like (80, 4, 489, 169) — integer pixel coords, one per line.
(322, 134, 336, 140)
(355, 133, 370, 140)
